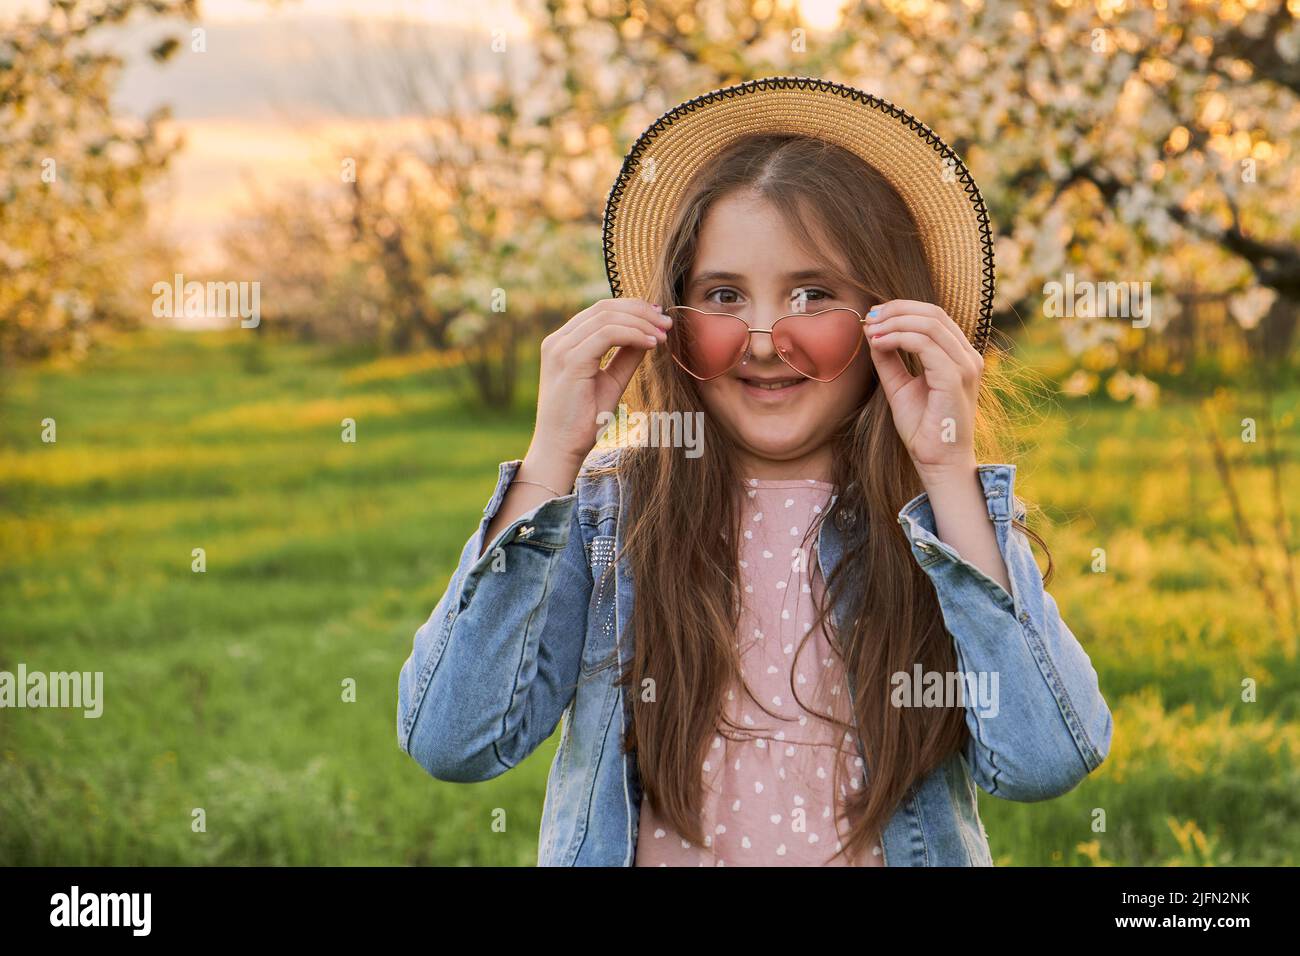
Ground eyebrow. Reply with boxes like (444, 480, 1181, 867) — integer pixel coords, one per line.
(687, 268, 837, 288)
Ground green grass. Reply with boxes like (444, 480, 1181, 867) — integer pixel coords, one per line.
(1, 327, 1297, 865)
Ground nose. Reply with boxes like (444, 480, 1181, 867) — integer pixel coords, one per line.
(742, 306, 782, 364)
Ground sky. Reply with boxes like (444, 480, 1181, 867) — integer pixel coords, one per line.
(1, 0, 847, 29)
(6, 0, 850, 267)
(0, 0, 527, 27)
(4, 1, 540, 266)
(2, 0, 846, 30)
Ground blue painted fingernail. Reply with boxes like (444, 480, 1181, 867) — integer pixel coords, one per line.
(867, 309, 879, 318)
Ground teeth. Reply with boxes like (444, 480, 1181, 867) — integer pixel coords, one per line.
(749, 379, 801, 390)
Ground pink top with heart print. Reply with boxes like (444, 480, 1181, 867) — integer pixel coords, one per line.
(634, 477, 884, 867)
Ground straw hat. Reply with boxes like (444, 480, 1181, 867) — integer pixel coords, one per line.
(602, 75, 995, 352)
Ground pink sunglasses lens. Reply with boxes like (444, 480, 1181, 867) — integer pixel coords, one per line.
(772, 309, 864, 380)
(666, 308, 749, 379)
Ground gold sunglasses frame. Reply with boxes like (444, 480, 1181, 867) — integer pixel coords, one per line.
(663, 305, 869, 383)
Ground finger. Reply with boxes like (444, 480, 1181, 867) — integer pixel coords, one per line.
(570, 322, 661, 370)
(566, 304, 670, 348)
(559, 299, 667, 346)
(870, 299, 945, 318)
(572, 297, 663, 325)
(866, 330, 965, 389)
(871, 300, 981, 363)
(867, 301, 963, 349)
(554, 314, 666, 371)
(933, 310, 981, 361)
(866, 332, 914, 403)
(866, 312, 972, 374)
(901, 303, 982, 364)
(599, 339, 648, 392)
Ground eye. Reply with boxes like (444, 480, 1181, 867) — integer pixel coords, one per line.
(704, 287, 744, 306)
(791, 286, 833, 304)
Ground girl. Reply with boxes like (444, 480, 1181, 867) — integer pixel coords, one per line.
(398, 78, 1112, 866)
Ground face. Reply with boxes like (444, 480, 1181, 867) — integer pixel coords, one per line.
(681, 190, 874, 480)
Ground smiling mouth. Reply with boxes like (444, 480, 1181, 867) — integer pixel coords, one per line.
(739, 375, 806, 391)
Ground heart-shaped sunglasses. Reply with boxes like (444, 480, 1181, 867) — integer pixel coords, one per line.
(664, 305, 868, 383)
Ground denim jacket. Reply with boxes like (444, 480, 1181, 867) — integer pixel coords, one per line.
(397, 447, 1112, 866)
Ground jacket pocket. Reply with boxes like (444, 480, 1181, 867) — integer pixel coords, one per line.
(581, 648, 620, 679)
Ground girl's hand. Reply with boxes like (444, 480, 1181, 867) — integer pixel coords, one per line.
(863, 299, 984, 486)
(522, 297, 670, 490)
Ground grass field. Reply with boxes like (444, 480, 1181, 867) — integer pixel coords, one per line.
(2, 327, 1297, 865)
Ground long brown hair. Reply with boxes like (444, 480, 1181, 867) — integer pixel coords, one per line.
(593, 133, 1050, 862)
